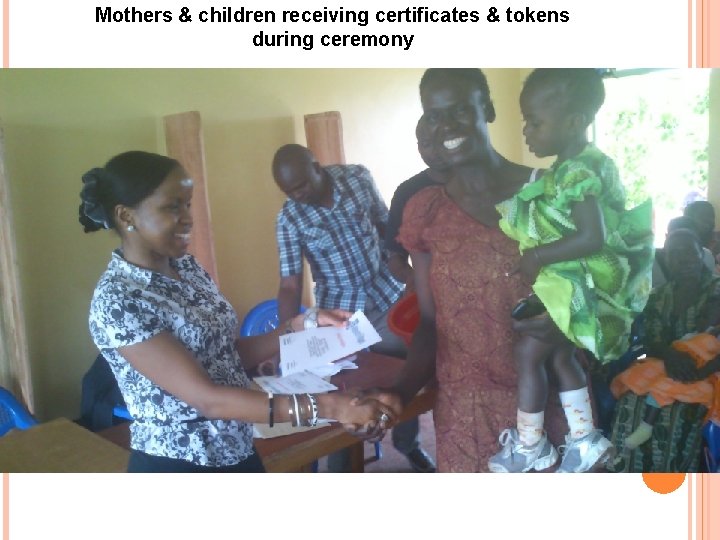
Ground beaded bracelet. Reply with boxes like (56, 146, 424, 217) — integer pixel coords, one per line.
(268, 392, 274, 427)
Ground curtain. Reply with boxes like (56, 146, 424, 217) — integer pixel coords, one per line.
(164, 111, 219, 284)
(0, 125, 34, 411)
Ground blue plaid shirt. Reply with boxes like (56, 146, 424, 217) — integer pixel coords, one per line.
(276, 164, 402, 312)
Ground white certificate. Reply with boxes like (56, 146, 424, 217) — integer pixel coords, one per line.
(279, 310, 381, 376)
(253, 370, 338, 394)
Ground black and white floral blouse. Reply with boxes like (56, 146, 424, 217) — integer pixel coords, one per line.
(89, 250, 255, 466)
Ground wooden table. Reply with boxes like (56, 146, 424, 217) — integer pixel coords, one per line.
(255, 352, 436, 472)
(0, 417, 129, 472)
(100, 351, 436, 473)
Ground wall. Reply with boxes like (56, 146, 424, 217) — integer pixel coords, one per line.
(0, 68, 528, 420)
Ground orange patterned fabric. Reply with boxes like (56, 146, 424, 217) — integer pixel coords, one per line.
(398, 187, 569, 472)
(610, 332, 720, 424)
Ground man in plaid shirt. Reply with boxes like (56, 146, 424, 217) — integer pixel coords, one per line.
(272, 143, 435, 473)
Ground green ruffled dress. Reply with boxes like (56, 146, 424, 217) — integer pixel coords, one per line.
(497, 145, 654, 363)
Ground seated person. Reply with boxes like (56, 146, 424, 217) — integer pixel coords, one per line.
(612, 331, 720, 449)
(652, 215, 717, 288)
(608, 227, 720, 472)
(684, 200, 718, 254)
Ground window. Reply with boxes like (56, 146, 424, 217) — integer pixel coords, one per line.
(593, 69, 710, 246)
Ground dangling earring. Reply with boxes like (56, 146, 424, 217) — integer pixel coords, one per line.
(127, 225, 135, 232)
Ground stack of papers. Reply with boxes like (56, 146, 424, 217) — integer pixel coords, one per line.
(252, 310, 382, 439)
(254, 370, 338, 394)
(279, 310, 381, 377)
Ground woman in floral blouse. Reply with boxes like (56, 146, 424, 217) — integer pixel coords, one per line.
(80, 150, 394, 472)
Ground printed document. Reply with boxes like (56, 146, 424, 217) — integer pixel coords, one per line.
(279, 310, 381, 376)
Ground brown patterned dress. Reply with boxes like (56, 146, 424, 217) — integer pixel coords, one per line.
(398, 186, 569, 472)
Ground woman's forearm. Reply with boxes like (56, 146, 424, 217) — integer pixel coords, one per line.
(198, 385, 356, 426)
(392, 320, 437, 405)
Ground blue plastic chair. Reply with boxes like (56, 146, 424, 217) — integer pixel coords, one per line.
(112, 405, 133, 421)
(0, 387, 38, 436)
(239, 299, 305, 337)
(703, 421, 720, 472)
(240, 299, 382, 469)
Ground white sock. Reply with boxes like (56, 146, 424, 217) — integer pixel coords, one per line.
(517, 410, 544, 446)
(560, 387, 595, 439)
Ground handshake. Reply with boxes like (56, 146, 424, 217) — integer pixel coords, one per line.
(335, 388, 404, 442)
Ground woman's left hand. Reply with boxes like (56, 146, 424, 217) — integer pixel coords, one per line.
(289, 308, 352, 332)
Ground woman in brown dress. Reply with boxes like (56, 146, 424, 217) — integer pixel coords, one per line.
(380, 69, 571, 472)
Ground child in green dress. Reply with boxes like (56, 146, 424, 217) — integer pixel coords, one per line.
(489, 69, 654, 473)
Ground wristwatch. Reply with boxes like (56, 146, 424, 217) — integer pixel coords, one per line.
(303, 307, 319, 329)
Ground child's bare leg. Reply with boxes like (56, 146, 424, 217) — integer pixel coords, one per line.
(515, 334, 555, 445)
(516, 334, 555, 411)
(487, 334, 561, 473)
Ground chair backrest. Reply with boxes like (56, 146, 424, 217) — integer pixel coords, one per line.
(239, 300, 306, 337)
(703, 421, 720, 472)
(388, 292, 419, 347)
(0, 387, 38, 436)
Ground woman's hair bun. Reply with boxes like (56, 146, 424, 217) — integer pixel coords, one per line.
(79, 167, 111, 233)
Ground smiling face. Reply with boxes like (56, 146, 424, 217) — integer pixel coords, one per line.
(120, 166, 194, 269)
(416, 118, 450, 173)
(420, 77, 493, 168)
(520, 84, 579, 160)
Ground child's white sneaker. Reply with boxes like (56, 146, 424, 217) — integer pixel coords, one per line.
(488, 428, 559, 473)
(556, 429, 614, 473)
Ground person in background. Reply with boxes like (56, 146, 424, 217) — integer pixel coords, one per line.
(386, 116, 453, 289)
(684, 200, 716, 251)
(652, 215, 717, 288)
(81, 150, 395, 473)
(609, 228, 720, 471)
(684, 200, 720, 266)
(272, 144, 435, 473)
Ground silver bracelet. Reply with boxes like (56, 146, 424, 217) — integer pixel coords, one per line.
(292, 393, 301, 427)
(306, 393, 318, 426)
(303, 306, 319, 329)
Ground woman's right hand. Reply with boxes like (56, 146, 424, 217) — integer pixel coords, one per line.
(663, 350, 701, 382)
(330, 392, 398, 434)
(345, 389, 404, 441)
